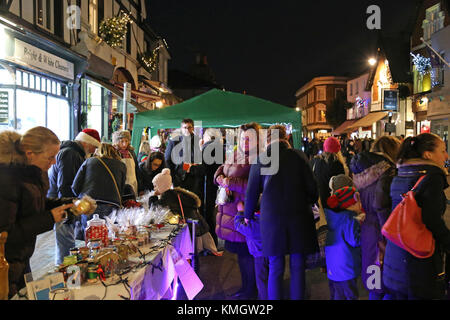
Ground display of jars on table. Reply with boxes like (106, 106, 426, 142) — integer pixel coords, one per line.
(85, 214, 109, 248)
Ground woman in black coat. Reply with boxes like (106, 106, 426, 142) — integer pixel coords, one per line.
(0, 128, 73, 298)
(350, 136, 401, 300)
(383, 133, 450, 300)
(244, 138, 319, 300)
(139, 151, 165, 192)
(72, 143, 126, 237)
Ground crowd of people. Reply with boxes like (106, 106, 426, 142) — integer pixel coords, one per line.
(0, 119, 448, 301)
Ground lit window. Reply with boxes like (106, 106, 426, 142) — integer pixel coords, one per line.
(52, 81, 57, 95)
(57, 83, 61, 96)
(35, 76, 41, 91)
(15, 70, 22, 86)
(47, 79, 51, 93)
(29, 74, 35, 89)
(22, 73, 29, 87)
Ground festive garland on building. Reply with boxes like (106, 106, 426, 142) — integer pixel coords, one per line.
(139, 45, 163, 74)
(99, 11, 132, 48)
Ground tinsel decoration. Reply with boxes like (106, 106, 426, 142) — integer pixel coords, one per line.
(99, 11, 132, 48)
(410, 53, 431, 76)
(139, 45, 163, 74)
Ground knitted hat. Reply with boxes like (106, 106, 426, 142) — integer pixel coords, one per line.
(327, 186, 358, 209)
(150, 135, 162, 150)
(323, 137, 341, 153)
(152, 168, 172, 194)
(329, 174, 354, 193)
(75, 129, 101, 148)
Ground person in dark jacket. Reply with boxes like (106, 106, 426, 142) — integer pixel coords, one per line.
(48, 128, 101, 265)
(72, 143, 127, 237)
(350, 136, 401, 300)
(0, 127, 73, 298)
(311, 137, 349, 210)
(149, 169, 221, 262)
(164, 119, 203, 198)
(112, 130, 142, 197)
(244, 127, 319, 300)
(139, 151, 165, 192)
(383, 133, 450, 300)
(199, 128, 225, 246)
(235, 201, 268, 300)
(325, 176, 365, 300)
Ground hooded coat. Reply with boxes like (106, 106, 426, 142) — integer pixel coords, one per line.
(350, 151, 396, 293)
(382, 160, 450, 299)
(151, 187, 209, 236)
(48, 140, 86, 198)
(0, 131, 70, 298)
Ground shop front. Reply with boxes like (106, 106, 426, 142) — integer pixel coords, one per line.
(0, 24, 86, 140)
(427, 93, 449, 152)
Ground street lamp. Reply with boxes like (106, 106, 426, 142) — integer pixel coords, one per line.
(155, 101, 164, 108)
(368, 58, 377, 66)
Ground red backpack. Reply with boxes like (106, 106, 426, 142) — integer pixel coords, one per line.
(382, 175, 435, 259)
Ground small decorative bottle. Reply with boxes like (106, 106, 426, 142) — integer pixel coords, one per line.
(0, 232, 9, 300)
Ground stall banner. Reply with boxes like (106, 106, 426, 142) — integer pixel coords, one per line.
(14, 39, 74, 80)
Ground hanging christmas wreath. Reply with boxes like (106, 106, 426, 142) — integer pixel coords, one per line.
(139, 45, 163, 74)
(99, 11, 132, 48)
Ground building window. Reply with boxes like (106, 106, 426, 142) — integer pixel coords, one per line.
(316, 104, 327, 123)
(126, 23, 132, 54)
(89, 0, 98, 34)
(355, 81, 359, 94)
(316, 86, 326, 101)
(349, 83, 353, 96)
(422, 3, 445, 40)
(37, 0, 53, 31)
(307, 90, 314, 104)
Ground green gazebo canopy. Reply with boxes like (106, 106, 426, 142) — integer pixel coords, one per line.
(131, 89, 302, 150)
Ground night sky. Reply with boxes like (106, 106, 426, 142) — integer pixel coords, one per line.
(145, 0, 419, 106)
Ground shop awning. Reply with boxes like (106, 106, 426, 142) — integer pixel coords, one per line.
(331, 120, 358, 135)
(345, 111, 389, 131)
(85, 75, 147, 112)
(114, 83, 161, 102)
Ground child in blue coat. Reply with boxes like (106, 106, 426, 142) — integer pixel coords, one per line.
(235, 201, 268, 300)
(325, 174, 365, 300)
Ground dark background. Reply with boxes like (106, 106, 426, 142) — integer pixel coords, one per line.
(145, 0, 418, 106)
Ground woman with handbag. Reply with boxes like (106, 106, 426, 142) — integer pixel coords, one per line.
(72, 143, 127, 238)
(214, 122, 262, 300)
(383, 133, 449, 300)
(350, 136, 401, 300)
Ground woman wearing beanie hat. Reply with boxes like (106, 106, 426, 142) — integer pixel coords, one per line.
(150, 168, 222, 268)
(311, 137, 350, 210)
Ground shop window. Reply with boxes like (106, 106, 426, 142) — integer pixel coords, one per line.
(48, 96, 70, 140)
(52, 81, 57, 95)
(15, 70, 22, 86)
(57, 83, 61, 96)
(36, 76, 41, 91)
(29, 75, 35, 89)
(22, 73, 29, 88)
(46, 79, 51, 93)
(16, 90, 46, 133)
(0, 68, 14, 85)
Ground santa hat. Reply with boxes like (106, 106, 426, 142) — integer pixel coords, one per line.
(75, 129, 101, 148)
(152, 168, 172, 194)
(327, 186, 358, 210)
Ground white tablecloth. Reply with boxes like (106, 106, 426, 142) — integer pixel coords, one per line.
(16, 224, 204, 300)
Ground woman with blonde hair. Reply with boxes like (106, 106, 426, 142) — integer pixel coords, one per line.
(349, 135, 401, 300)
(0, 127, 73, 298)
(72, 143, 126, 237)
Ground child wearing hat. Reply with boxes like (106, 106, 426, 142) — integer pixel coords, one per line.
(325, 174, 365, 300)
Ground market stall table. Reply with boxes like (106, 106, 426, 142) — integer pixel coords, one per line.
(13, 224, 203, 300)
